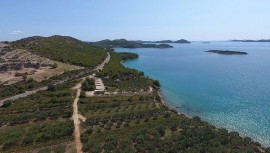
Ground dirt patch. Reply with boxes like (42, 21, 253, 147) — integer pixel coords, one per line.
(0, 49, 82, 85)
(0, 43, 8, 48)
(28, 61, 82, 82)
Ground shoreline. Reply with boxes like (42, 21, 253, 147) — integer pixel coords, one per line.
(157, 87, 270, 147)
(118, 49, 269, 147)
(157, 88, 192, 118)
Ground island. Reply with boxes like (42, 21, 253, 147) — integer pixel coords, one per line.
(155, 39, 191, 43)
(231, 39, 270, 42)
(205, 50, 248, 55)
(91, 39, 173, 48)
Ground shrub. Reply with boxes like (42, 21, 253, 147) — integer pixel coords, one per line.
(52, 145, 66, 153)
(48, 84, 57, 91)
(153, 80, 160, 88)
(51, 63, 58, 69)
(1, 100, 12, 108)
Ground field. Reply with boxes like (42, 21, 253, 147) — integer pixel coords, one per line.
(0, 81, 77, 153)
(79, 93, 266, 152)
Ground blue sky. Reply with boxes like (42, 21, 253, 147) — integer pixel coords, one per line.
(0, 0, 270, 41)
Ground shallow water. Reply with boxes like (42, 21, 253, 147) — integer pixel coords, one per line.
(116, 42, 270, 146)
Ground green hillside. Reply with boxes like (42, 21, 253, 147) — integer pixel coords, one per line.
(11, 35, 108, 68)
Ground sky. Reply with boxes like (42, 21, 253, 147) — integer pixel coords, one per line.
(0, 0, 270, 41)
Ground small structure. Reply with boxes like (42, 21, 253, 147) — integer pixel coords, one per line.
(94, 78, 105, 94)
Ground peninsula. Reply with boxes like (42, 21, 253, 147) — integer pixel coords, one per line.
(92, 39, 173, 48)
(205, 50, 248, 55)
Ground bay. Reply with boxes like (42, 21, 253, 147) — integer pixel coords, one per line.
(116, 41, 270, 146)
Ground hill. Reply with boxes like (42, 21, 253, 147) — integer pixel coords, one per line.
(92, 39, 173, 48)
(155, 40, 174, 43)
(11, 35, 108, 68)
(175, 39, 191, 43)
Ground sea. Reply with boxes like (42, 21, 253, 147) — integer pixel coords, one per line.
(115, 41, 270, 146)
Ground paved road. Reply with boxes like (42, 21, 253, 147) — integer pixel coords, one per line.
(0, 52, 110, 107)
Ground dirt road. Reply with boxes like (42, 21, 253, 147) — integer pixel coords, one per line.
(94, 52, 110, 71)
(72, 86, 83, 153)
(72, 52, 110, 152)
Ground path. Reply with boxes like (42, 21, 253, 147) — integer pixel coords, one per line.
(94, 52, 110, 71)
(0, 52, 111, 107)
(71, 52, 110, 152)
(72, 85, 83, 153)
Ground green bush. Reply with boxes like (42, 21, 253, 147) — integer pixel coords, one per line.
(52, 145, 66, 153)
(1, 100, 12, 108)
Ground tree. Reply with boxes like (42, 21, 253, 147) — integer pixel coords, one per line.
(48, 84, 57, 91)
(51, 63, 58, 69)
(82, 77, 95, 91)
(156, 125, 166, 137)
(1, 101, 12, 108)
(139, 96, 144, 101)
(153, 80, 160, 88)
(22, 72, 28, 81)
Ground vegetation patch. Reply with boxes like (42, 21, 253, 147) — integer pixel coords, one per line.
(11, 35, 108, 67)
(97, 52, 153, 92)
(0, 82, 76, 152)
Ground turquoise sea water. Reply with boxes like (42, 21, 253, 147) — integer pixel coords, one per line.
(116, 42, 270, 146)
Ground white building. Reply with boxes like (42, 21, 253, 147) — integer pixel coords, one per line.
(94, 78, 105, 94)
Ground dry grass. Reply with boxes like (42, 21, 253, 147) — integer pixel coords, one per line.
(0, 49, 82, 85)
(28, 61, 82, 82)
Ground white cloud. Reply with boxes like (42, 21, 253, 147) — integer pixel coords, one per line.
(9, 30, 24, 35)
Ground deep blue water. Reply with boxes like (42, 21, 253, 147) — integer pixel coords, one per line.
(116, 42, 270, 146)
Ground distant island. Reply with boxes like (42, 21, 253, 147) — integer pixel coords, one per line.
(205, 50, 248, 55)
(91, 39, 173, 48)
(231, 39, 270, 42)
(154, 39, 191, 43)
